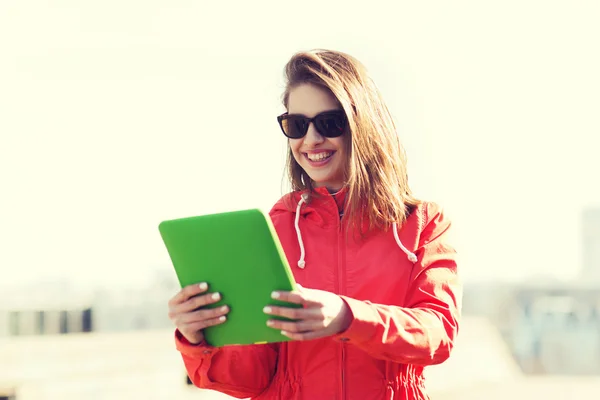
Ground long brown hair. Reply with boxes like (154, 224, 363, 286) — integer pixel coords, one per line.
(282, 49, 421, 232)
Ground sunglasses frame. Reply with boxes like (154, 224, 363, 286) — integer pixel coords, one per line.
(277, 109, 347, 139)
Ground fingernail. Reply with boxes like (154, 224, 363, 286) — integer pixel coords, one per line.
(212, 293, 221, 301)
(220, 306, 228, 312)
(267, 320, 274, 326)
(263, 306, 272, 314)
(218, 316, 226, 322)
(271, 292, 280, 299)
(199, 282, 208, 290)
(281, 330, 289, 336)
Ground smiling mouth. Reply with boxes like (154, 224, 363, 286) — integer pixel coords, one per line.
(305, 151, 334, 162)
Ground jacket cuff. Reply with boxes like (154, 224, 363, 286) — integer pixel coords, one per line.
(332, 296, 379, 343)
(174, 329, 220, 358)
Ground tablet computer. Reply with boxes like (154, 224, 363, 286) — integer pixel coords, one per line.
(158, 208, 299, 347)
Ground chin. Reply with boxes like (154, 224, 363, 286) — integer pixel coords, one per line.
(312, 178, 339, 188)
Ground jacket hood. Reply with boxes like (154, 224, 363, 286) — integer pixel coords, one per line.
(269, 186, 417, 269)
(270, 186, 346, 230)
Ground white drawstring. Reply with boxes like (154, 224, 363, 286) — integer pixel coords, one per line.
(294, 194, 307, 268)
(293, 193, 417, 268)
(393, 222, 418, 263)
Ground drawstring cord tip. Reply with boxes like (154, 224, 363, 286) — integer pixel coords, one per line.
(392, 222, 418, 264)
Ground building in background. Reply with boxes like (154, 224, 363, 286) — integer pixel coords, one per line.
(0, 271, 177, 338)
(462, 281, 600, 375)
(508, 282, 600, 375)
(0, 279, 94, 337)
(461, 207, 600, 375)
(0, 306, 92, 337)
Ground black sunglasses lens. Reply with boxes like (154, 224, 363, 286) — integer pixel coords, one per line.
(279, 111, 346, 138)
(281, 116, 308, 138)
(315, 112, 345, 137)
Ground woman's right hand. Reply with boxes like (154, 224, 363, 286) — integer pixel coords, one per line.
(168, 282, 229, 345)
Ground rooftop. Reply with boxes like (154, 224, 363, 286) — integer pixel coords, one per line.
(0, 317, 596, 400)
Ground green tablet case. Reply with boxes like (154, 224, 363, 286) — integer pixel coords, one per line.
(158, 208, 300, 347)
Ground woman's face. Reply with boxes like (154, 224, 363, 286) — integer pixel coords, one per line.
(287, 84, 348, 192)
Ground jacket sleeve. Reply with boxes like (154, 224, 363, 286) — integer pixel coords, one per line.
(333, 202, 462, 366)
(175, 329, 279, 398)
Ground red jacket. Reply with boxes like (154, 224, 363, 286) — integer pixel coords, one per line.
(175, 187, 461, 399)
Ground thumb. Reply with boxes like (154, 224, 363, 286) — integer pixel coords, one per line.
(295, 283, 307, 293)
(295, 284, 314, 294)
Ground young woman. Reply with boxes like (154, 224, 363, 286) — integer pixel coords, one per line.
(168, 49, 461, 399)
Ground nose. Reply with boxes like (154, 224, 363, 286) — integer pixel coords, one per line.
(303, 122, 324, 146)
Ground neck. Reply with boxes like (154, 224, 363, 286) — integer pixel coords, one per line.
(317, 183, 345, 195)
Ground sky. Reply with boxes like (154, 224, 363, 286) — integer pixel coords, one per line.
(1, 0, 599, 292)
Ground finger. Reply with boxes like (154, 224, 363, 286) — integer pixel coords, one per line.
(271, 290, 313, 306)
(170, 292, 222, 317)
(266, 318, 326, 333)
(185, 315, 227, 332)
(179, 305, 230, 324)
(263, 305, 322, 321)
(169, 282, 209, 307)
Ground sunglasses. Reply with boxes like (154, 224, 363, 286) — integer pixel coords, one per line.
(277, 110, 347, 139)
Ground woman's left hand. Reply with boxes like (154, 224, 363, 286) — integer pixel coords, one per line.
(264, 285, 352, 341)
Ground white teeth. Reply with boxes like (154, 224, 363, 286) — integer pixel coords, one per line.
(307, 152, 333, 162)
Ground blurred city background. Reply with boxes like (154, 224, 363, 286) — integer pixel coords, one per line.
(1, 1, 599, 399)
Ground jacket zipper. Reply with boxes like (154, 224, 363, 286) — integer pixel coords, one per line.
(338, 216, 346, 400)
(341, 343, 346, 400)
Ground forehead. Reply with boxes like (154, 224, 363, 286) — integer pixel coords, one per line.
(287, 83, 341, 117)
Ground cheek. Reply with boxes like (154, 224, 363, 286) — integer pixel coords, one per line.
(331, 138, 346, 160)
(289, 140, 303, 160)
(333, 140, 349, 172)
(326, 137, 345, 152)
